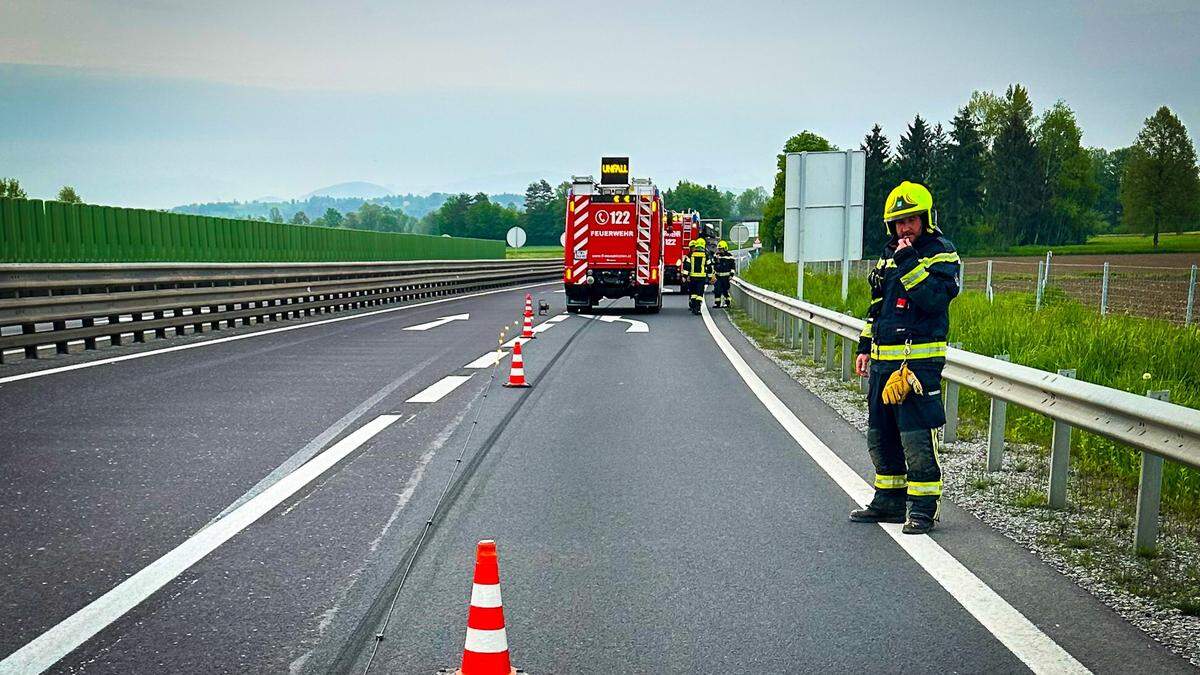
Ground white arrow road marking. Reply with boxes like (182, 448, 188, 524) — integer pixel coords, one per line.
(699, 303, 1088, 674)
(0, 414, 402, 675)
(465, 351, 508, 369)
(403, 313, 470, 331)
(595, 315, 649, 333)
(405, 375, 473, 403)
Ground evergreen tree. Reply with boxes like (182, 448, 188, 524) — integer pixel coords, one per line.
(323, 207, 344, 228)
(861, 124, 894, 254)
(986, 106, 1045, 248)
(1087, 146, 1130, 232)
(1122, 106, 1200, 246)
(289, 211, 310, 225)
(939, 107, 987, 251)
(523, 180, 560, 245)
(269, 207, 284, 223)
(0, 178, 27, 199)
(894, 115, 935, 186)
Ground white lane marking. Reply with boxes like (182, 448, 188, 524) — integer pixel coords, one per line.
(402, 313, 470, 331)
(465, 351, 508, 369)
(0, 281, 558, 385)
(0, 414, 401, 675)
(405, 375, 473, 403)
(699, 304, 1088, 674)
(501, 337, 530, 349)
(545, 313, 570, 323)
(553, 289, 565, 293)
(531, 322, 554, 334)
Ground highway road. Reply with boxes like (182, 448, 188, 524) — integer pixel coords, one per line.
(0, 283, 1193, 674)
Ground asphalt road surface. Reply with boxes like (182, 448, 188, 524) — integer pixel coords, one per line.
(0, 284, 1193, 674)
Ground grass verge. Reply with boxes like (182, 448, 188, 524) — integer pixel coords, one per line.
(987, 231, 1200, 257)
(506, 246, 563, 259)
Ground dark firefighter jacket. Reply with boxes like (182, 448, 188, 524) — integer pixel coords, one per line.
(857, 231, 960, 362)
(713, 251, 735, 277)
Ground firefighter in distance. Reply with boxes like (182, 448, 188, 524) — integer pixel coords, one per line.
(711, 240, 735, 308)
(686, 237, 709, 315)
(850, 181, 960, 535)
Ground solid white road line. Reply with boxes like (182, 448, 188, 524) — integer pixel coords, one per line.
(465, 351, 508, 369)
(0, 414, 401, 675)
(402, 313, 470, 331)
(501, 337, 531, 349)
(545, 313, 570, 323)
(405, 375, 473, 403)
(699, 304, 1088, 674)
(0, 281, 558, 386)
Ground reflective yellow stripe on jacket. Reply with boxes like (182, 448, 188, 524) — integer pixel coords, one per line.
(870, 341, 947, 361)
(900, 252, 960, 290)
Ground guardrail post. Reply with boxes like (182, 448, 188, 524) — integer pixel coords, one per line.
(942, 342, 962, 443)
(812, 326, 823, 365)
(823, 332, 835, 373)
(840, 337, 853, 381)
(801, 317, 810, 356)
(1100, 262, 1110, 316)
(1134, 389, 1170, 553)
(1047, 368, 1077, 508)
(1186, 264, 1197, 326)
(986, 260, 994, 303)
(987, 354, 1010, 472)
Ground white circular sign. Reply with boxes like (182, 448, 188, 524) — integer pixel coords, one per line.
(560, 232, 566, 246)
(729, 224, 750, 246)
(594, 210, 609, 225)
(506, 226, 527, 248)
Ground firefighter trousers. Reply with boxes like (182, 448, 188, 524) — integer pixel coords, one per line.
(866, 359, 946, 519)
(713, 276, 731, 306)
(688, 277, 706, 313)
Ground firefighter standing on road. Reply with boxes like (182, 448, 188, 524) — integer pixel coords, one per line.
(850, 181, 960, 535)
(686, 237, 709, 315)
(711, 240, 735, 308)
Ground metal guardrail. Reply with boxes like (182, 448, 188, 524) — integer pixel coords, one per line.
(731, 277, 1200, 551)
(0, 259, 562, 362)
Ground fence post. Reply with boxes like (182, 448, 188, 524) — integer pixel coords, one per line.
(943, 342, 962, 443)
(1101, 262, 1110, 316)
(987, 354, 1011, 472)
(1047, 368, 1076, 509)
(1044, 251, 1053, 288)
(1186, 264, 1197, 326)
(986, 260, 994, 303)
(1035, 260, 1045, 311)
(1134, 390, 1170, 553)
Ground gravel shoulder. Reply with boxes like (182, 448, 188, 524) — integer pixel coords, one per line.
(727, 307, 1200, 668)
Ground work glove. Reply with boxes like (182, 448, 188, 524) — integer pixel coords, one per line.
(881, 362, 925, 405)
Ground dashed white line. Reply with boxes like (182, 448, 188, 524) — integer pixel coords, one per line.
(0, 414, 402, 675)
(465, 351, 508, 369)
(405, 375, 473, 403)
(699, 303, 1088, 675)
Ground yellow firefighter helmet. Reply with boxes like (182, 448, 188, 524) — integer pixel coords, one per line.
(883, 181, 936, 235)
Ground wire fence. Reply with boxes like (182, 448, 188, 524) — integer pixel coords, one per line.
(803, 255, 1200, 326)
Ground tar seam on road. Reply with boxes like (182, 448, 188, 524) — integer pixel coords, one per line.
(698, 303, 1090, 675)
(0, 281, 559, 386)
(336, 304, 603, 675)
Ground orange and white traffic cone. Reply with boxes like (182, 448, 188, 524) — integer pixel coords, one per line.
(520, 314, 536, 339)
(502, 341, 530, 388)
(523, 293, 533, 318)
(454, 540, 518, 675)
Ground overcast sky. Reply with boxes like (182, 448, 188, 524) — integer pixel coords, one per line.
(1, 0, 1197, 208)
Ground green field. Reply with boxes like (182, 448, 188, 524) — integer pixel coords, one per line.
(740, 252, 1200, 517)
(995, 231, 1200, 257)
(506, 245, 563, 259)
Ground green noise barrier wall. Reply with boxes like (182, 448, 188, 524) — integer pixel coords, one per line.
(0, 198, 504, 263)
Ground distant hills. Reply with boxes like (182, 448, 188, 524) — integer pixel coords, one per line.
(302, 181, 394, 200)
(170, 186, 525, 222)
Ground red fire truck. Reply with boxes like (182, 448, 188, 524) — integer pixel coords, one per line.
(563, 159, 664, 313)
(663, 210, 699, 292)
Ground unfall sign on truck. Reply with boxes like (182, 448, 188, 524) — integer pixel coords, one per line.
(600, 156, 630, 185)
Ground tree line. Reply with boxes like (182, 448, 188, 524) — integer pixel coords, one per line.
(758, 85, 1200, 254)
